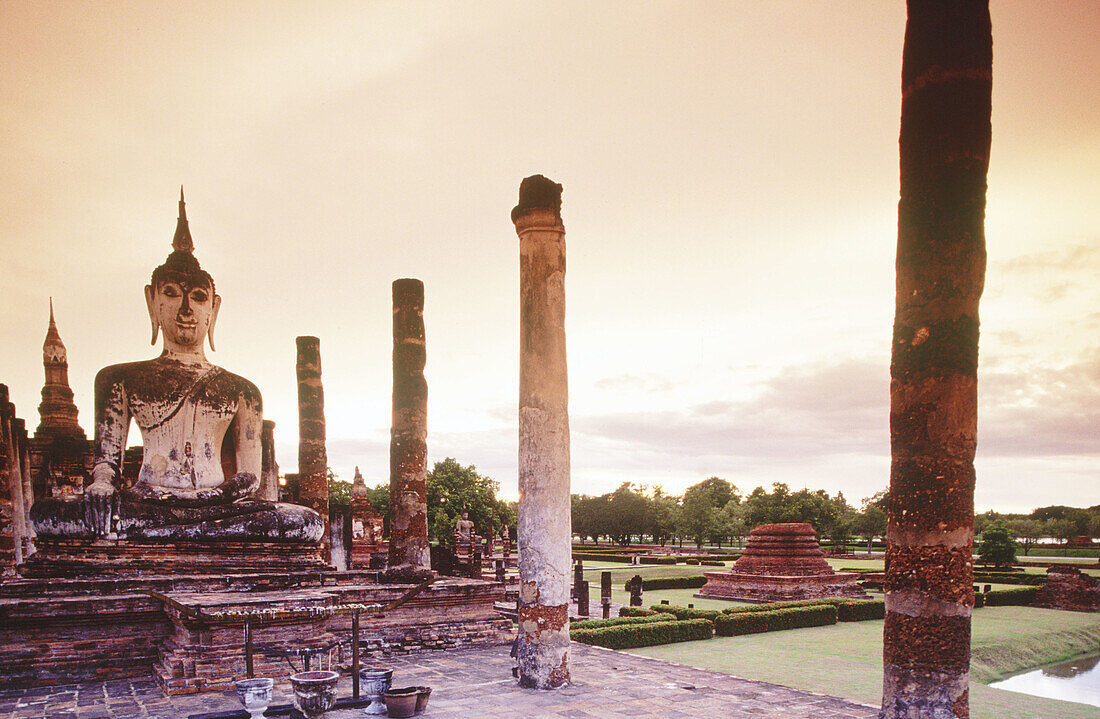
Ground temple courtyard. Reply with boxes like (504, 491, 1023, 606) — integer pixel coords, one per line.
(1, 643, 877, 719)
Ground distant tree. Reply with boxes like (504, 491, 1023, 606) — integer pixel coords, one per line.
(742, 483, 841, 539)
(977, 525, 1017, 568)
(572, 494, 609, 544)
(678, 477, 738, 548)
(853, 503, 887, 554)
(1047, 518, 1078, 556)
(425, 458, 504, 547)
(1005, 518, 1043, 556)
(608, 482, 649, 545)
(1031, 505, 1091, 535)
(720, 501, 748, 548)
(648, 486, 681, 546)
(326, 467, 353, 508)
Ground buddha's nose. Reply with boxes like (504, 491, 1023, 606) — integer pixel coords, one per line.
(180, 292, 192, 315)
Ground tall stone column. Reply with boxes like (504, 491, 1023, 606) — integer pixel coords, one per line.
(14, 420, 34, 553)
(388, 279, 430, 571)
(296, 336, 330, 553)
(1, 388, 25, 565)
(512, 175, 571, 689)
(882, 4, 991, 718)
(259, 420, 279, 502)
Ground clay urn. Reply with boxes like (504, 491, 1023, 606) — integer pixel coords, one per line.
(415, 686, 433, 713)
(289, 670, 339, 718)
(383, 686, 420, 718)
(234, 677, 274, 719)
(358, 666, 393, 715)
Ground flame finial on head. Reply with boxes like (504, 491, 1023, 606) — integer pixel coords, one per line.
(172, 185, 194, 253)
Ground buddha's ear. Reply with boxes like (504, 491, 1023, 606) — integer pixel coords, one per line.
(144, 284, 159, 345)
(208, 293, 222, 351)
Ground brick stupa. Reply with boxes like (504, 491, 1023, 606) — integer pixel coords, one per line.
(696, 522, 868, 603)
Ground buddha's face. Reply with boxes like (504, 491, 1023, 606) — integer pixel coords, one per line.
(145, 278, 221, 352)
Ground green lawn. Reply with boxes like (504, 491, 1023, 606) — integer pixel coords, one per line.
(627, 606, 1100, 719)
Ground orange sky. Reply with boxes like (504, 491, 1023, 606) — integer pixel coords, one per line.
(2, 2, 1097, 512)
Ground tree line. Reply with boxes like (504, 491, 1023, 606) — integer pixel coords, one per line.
(573, 478, 1100, 553)
(572, 477, 887, 550)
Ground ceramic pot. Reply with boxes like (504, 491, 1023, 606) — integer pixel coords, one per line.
(414, 686, 432, 714)
(383, 687, 419, 718)
(234, 677, 274, 719)
(358, 666, 393, 715)
(289, 670, 339, 718)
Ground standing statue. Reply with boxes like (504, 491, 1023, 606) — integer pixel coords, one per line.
(31, 190, 323, 543)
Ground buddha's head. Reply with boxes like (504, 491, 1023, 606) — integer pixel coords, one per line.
(145, 189, 221, 354)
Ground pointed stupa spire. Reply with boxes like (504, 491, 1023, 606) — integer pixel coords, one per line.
(43, 297, 65, 364)
(172, 185, 194, 253)
(37, 300, 85, 440)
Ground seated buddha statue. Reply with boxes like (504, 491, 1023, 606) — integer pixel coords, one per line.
(31, 191, 323, 543)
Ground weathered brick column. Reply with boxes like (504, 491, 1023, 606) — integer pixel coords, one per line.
(296, 336, 330, 553)
(512, 175, 571, 689)
(14, 419, 34, 554)
(882, 4, 991, 718)
(259, 420, 279, 502)
(388, 278, 430, 571)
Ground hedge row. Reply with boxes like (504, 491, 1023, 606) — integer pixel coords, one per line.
(573, 552, 633, 563)
(705, 553, 741, 561)
(571, 618, 714, 649)
(618, 606, 663, 617)
(648, 604, 721, 621)
(973, 572, 1046, 586)
(639, 556, 679, 565)
(984, 586, 1038, 606)
(627, 575, 707, 591)
(572, 613, 675, 630)
(714, 605, 837, 636)
(721, 598, 884, 621)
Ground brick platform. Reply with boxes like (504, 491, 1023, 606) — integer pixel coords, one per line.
(0, 643, 879, 718)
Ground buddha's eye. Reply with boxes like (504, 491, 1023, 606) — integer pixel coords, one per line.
(191, 288, 209, 303)
(162, 284, 181, 297)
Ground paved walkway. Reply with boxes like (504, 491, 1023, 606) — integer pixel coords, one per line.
(0, 643, 877, 719)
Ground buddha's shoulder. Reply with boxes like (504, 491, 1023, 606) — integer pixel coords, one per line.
(210, 367, 262, 403)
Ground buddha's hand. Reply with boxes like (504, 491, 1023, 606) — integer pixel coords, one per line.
(221, 472, 259, 502)
(83, 465, 118, 537)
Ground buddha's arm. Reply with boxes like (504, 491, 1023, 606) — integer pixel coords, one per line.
(85, 366, 130, 535)
(91, 366, 131, 485)
(225, 383, 263, 501)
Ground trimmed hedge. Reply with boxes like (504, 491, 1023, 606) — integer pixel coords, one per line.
(571, 618, 714, 649)
(714, 605, 837, 636)
(572, 613, 675, 630)
(974, 592, 985, 608)
(985, 587, 1038, 606)
(972, 572, 1046, 586)
(618, 607, 662, 617)
(721, 597, 883, 621)
(700, 559, 726, 566)
(639, 556, 679, 565)
(626, 575, 707, 591)
(573, 552, 633, 563)
(705, 553, 741, 561)
(648, 604, 721, 621)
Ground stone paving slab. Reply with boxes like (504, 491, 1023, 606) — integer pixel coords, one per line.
(0, 642, 877, 718)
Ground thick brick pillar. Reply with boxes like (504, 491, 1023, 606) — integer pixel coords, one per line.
(259, 420, 279, 502)
(388, 278, 430, 571)
(14, 419, 33, 555)
(296, 336, 329, 554)
(1, 388, 25, 566)
(513, 175, 571, 689)
(882, 4, 991, 718)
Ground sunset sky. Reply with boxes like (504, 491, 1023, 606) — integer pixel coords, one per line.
(2, 2, 1097, 513)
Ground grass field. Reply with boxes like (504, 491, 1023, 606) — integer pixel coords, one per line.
(627, 606, 1100, 719)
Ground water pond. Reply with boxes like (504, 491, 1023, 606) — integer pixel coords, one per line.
(989, 653, 1100, 708)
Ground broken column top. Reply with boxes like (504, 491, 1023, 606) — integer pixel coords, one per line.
(511, 174, 563, 224)
(392, 278, 424, 303)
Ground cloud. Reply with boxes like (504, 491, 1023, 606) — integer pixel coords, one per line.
(594, 373, 676, 392)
